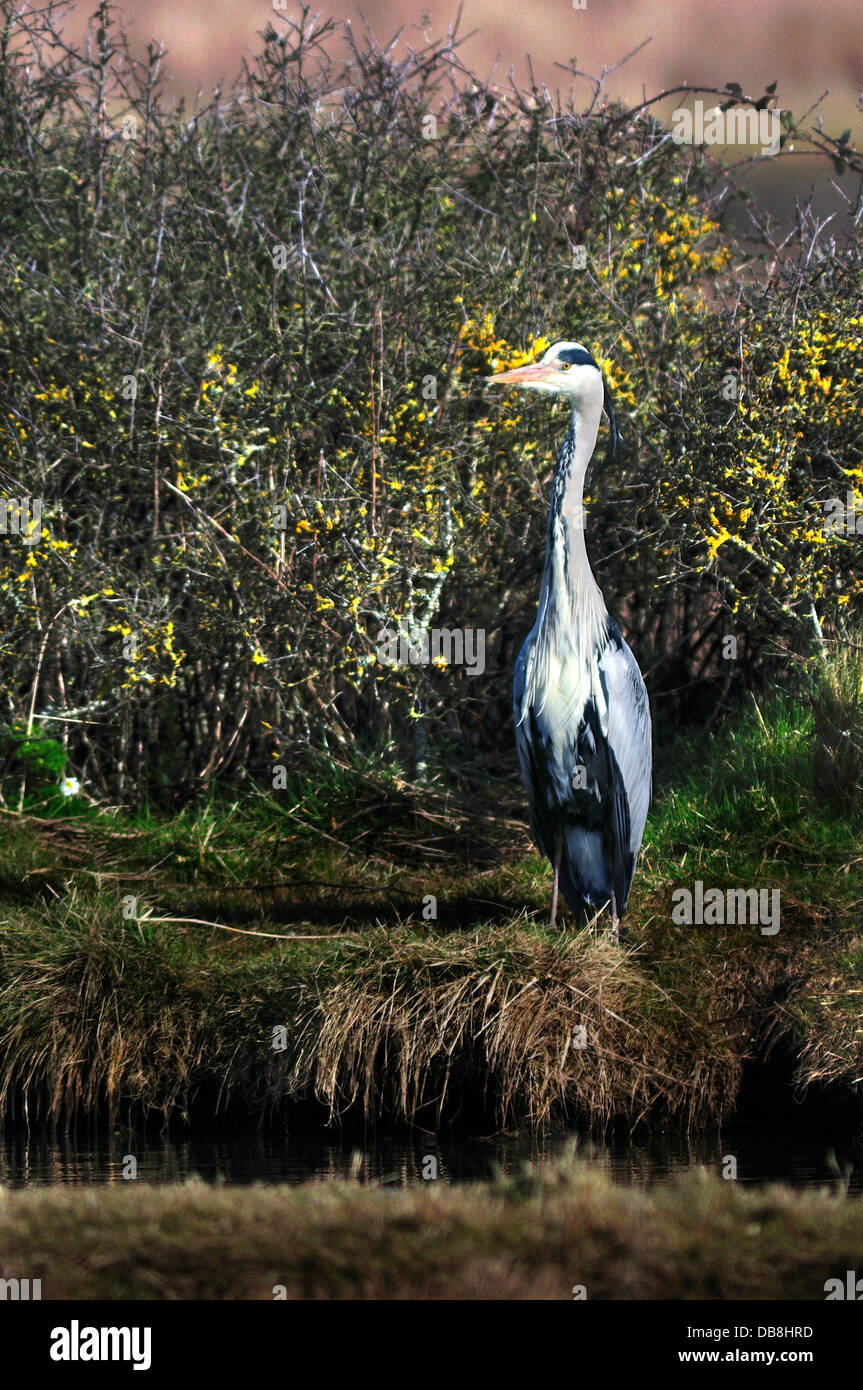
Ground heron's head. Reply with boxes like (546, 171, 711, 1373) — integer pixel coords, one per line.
(487, 340, 618, 457)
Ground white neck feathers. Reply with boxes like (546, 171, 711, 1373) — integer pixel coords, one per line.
(543, 395, 607, 646)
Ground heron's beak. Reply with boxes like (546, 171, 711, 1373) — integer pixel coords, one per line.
(486, 362, 556, 387)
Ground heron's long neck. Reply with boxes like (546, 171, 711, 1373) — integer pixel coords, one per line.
(541, 398, 607, 642)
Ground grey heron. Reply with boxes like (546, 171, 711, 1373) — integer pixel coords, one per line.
(487, 341, 652, 932)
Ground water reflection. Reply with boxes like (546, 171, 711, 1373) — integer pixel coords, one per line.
(0, 1125, 860, 1191)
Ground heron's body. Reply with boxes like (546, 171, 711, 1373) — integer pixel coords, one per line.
(488, 341, 651, 929)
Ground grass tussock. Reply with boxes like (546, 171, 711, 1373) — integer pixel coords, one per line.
(1, 1164, 863, 1299)
(296, 928, 736, 1129)
(0, 894, 734, 1131)
(0, 694, 861, 1131)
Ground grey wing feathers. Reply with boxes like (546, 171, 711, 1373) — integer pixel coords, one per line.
(513, 637, 551, 859)
(598, 627, 652, 894)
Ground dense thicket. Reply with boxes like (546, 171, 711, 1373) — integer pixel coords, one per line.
(1, 1, 861, 802)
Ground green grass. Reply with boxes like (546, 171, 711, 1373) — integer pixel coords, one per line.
(0, 696, 861, 1130)
(1, 1162, 862, 1299)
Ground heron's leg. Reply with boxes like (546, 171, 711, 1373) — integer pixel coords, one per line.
(549, 833, 562, 929)
(610, 890, 620, 943)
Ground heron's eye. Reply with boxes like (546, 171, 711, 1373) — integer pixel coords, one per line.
(558, 360, 572, 370)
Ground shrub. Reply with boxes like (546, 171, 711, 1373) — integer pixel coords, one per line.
(1, 1, 861, 802)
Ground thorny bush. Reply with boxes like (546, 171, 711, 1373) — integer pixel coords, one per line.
(1, 1, 861, 803)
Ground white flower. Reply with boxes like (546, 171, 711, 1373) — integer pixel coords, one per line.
(59, 776, 80, 797)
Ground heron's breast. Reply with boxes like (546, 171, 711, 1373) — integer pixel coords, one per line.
(521, 640, 605, 803)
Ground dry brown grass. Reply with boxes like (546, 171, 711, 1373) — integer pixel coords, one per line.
(293, 927, 738, 1130)
(2, 1164, 863, 1299)
(768, 936, 863, 1096)
(0, 884, 746, 1131)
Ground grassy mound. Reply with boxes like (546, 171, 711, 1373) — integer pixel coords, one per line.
(0, 693, 861, 1131)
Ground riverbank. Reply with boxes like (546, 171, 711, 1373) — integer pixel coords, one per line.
(2, 1163, 862, 1299)
(0, 699, 861, 1133)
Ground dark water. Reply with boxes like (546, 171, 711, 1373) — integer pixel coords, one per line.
(1, 1125, 861, 1191)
